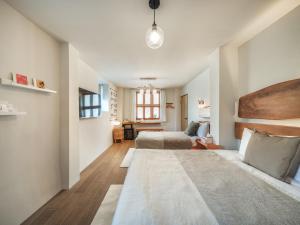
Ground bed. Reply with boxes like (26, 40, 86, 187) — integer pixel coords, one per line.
(112, 149, 300, 225)
(135, 131, 194, 149)
(112, 79, 300, 225)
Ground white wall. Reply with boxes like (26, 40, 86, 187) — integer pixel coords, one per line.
(208, 49, 220, 144)
(78, 60, 114, 172)
(162, 88, 181, 131)
(122, 88, 134, 121)
(238, 5, 300, 127)
(181, 69, 210, 124)
(117, 87, 124, 122)
(210, 5, 300, 150)
(218, 44, 239, 149)
(60, 43, 80, 189)
(0, 1, 61, 224)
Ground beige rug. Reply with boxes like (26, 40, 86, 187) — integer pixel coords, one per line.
(91, 185, 123, 225)
(120, 148, 135, 168)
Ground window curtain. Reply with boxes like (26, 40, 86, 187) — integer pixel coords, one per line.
(160, 89, 167, 122)
(129, 89, 136, 121)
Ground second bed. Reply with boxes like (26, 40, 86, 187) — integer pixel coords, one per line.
(135, 131, 193, 149)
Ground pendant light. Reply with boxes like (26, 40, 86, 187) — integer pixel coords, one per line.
(146, 0, 164, 49)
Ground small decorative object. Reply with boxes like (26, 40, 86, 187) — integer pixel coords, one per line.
(198, 99, 211, 109)
(0, 102, 8, 112)
(166, 102, 175, 109)
(36, 80, 45, 89)
(0, 101, 15, 113)
(32, 78, 37, 87)
(6, 103, 14, 112)
(13, 73, 28, 85)
(201, 135, 213, 144)
(110, 87, 118, 121)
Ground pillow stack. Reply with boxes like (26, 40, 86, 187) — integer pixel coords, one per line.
(239, 128, 300, 182)
(184, 121, 210, 137)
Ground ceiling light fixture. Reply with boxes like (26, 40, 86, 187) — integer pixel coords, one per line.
(146, 0, 164, 49)
(138, 85, 160, 94)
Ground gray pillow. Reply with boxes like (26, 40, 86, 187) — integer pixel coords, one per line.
(243, 132, 300, 180)
(197, 122, 209, 137)
(184, 121, 199, 136)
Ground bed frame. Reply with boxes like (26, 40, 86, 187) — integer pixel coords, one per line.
(235, 78, 300, 139)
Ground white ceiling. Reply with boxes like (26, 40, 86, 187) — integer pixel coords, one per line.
(7, 0, 278, 88)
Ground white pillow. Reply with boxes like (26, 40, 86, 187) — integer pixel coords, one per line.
(197, 122, 209, 137)
(239, 128, 254, 160)
(294, 165, 300, 182)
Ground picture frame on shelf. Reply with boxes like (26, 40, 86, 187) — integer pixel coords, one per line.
(12, 73, 28, 85)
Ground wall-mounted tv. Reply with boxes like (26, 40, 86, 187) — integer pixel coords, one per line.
(79, 88, 101, 119)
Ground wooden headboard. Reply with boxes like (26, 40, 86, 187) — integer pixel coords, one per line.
(238, 78, 300, 120)
(235, 78, 300, 139)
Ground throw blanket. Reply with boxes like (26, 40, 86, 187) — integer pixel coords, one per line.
(135, 131, 192, 149)
(112, 150, 300, 225)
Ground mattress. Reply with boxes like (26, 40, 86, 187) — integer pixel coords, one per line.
(135, 131, 193, 149)
(112, 149, 300, 225)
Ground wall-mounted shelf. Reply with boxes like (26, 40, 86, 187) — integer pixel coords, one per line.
(0, 111, 26, 116)
(0, 78, 57, 94)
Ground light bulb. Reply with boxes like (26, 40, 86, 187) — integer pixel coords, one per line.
(146, 24, 164, 49)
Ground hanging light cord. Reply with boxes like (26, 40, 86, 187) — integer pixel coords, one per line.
(153, 2, 156, 26)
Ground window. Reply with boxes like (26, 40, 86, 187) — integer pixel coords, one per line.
(136, 91, 160, 120)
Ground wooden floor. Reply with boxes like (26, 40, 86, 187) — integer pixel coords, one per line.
(22, 141, 134, 225)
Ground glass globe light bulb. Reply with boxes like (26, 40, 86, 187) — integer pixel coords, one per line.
(146, 24, 164, 49)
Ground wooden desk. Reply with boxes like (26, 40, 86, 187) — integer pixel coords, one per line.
(135, 122, 161, 125)
(123, 121, 161, 126)
(122, 121, 163, 138)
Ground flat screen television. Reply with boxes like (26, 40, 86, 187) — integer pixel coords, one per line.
(79, 88, 101, 119)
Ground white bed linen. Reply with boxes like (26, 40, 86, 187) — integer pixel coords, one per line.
(213, 150, 300, 201)
(112, 150, 219, 225)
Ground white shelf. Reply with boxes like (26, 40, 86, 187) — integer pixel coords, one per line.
(0, 78, 57, 94)
(0, 111, 26, 116)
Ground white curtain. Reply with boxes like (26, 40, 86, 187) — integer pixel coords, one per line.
(129, 89, 136, 121)
(160, 90, 167, 122)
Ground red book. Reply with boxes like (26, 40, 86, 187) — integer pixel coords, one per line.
(15, 74, 28, 85)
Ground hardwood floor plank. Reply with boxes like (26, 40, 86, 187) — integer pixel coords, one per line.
(21, 141, 134, 225)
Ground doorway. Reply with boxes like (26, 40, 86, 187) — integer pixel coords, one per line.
(181, 94, 188, 131)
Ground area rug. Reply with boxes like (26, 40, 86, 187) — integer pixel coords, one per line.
(91, 185, 123, 225)
(120, 148, 135, 168)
